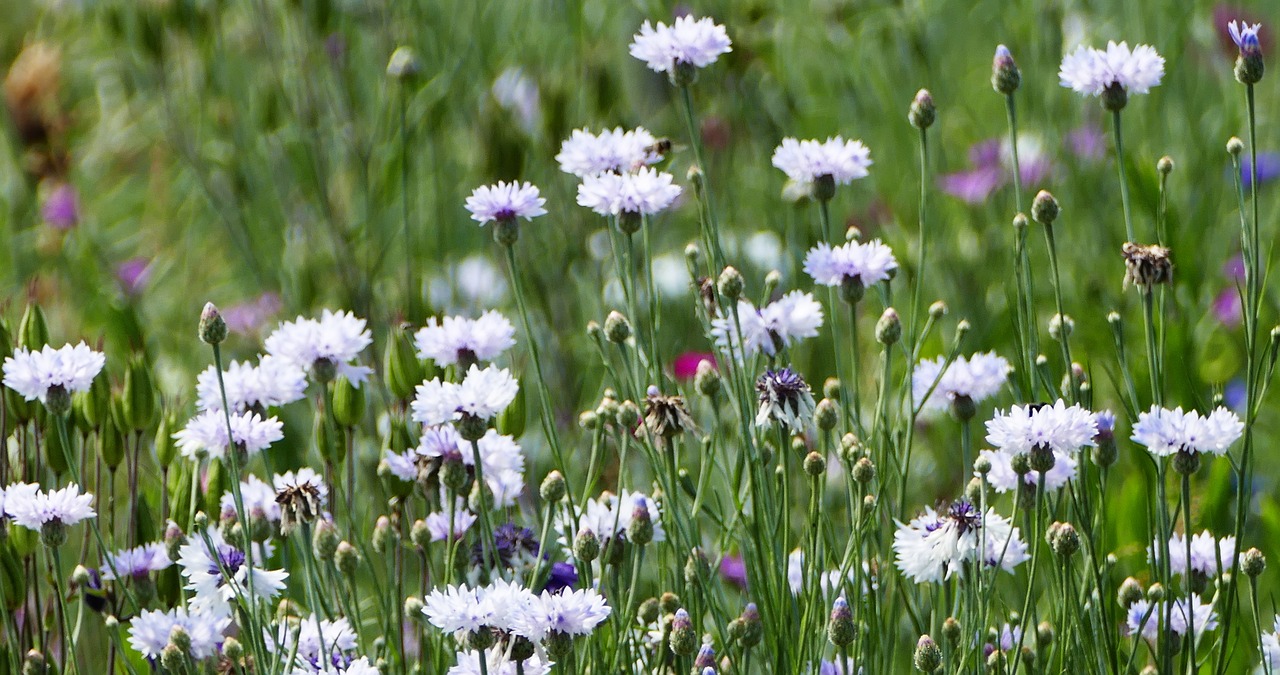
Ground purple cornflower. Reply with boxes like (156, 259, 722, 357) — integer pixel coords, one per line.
(42, 183, 78, 230)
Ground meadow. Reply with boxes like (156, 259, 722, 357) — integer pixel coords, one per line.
(0, 0, 1278, 673)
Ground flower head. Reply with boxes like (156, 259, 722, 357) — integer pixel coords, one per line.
(576, 168, 681, 216)
(555, 127, 663, 177)
(178, 527, 287, 618)
(196, 355, 308, 413)
(5, 483, 95, 531)
(1131, 405, 1243, 457)
(893, 501, 1028, 583)
(771, 137, 872, 187)
(3, 342, 105, 404)
(629, 16, 731, 74)
(1059, 41, 1165, 99)
(511, 588, 611, 641)
(465, 181, 547, 224)
(127, 607, 229, 660)
(1230, 21, 1263, 51)
(755, 368, 816, 431)
(558, 490, 664, 555)
(173, 409, 284, 460)
(221, 474, 281, 523)
(913, 352, 1011, 413)
(265, 310, 373, 386)
(1150, 531, 1237, 578)
(1126, 594, 1217, 640)
(985, 400, 1098, 455)
(415, 311, 516, 367)
(102, 542, 171, 580)
(268, 615, 359, 672)
(425, 510, 477, 542)
(411, 365, 520, 427)
(804, 240, 898, 291)
(711, 290, 824, 360)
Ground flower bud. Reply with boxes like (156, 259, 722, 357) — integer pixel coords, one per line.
(122, 355, 157, 432)
(638, 597, 660, 625)
(404, 596, 425, 623)
(331, 376, 366, 428)
(908, 89, 936, 130)
(223, 637, 243, 662)
(386, 46, 421, 80)
(942, 617, 962, 646)
(1146, 583, 1165, 602)
(1031, 190, 1060, 226)
(410, 519, 431, 550)
(974, 455, 992, 475)
(827, 597, 856, 646)
(198, 302, 227, 345)
(22, 650, 46, 675)
(685, 548, 710, 587)
(386, 323, 428, 401)
(1157, 155, 1174, 176)
(717, 266, 744, 301)
(1048, 521, 1080, 558)
(852, 457, 876, 484)
(372, 516, 395, 553)
(630, 500, 654, 546)
(160, 643, 185, 671)
(992, 45, 1021, 94)
(875, 308, 901, 346)
(659, 592, 682, 615)
(539, 471, 567, 503)
(1228, 137, 1245, 156)
(1242, 547, 1266, 578)
(928, 301, 948, 319)
(740, 603, 763, 647)
(814, 399, 839, 431)
(335, 541, 360, 576)
(694, 644, 717, 670)
(18, 303, 48, 350)
(913, 634, 942, 672)
(1234, 26, 1265, 85)
(669, 609, 698, 656)
(764, 270, 782, 295)
(695, 360, 720, 398)
(604, 311, 632, 344)
(824, 378, 843, 401)
(574, 528, 601, 563)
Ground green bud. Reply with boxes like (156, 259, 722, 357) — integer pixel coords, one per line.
(198, 302, 227, 345)
(908, 89, 936, 130)
(122, 354, 158, 432)
(497, 382, 526, 438)
(875, 308, 901, 345)
(335, 541, 360, 576)
(42, 415, 70, 476)
(913, 634, 942, 672)
(312, 519, 340, 562)
(539, 471, 567, 503)
(574, 528, 601, 563)
(827, 597, 856, 646)
(18, 302, 49, 350)
(669, 609, 698, 656)
(155, 411, 178, 468)
(1228, 137, 1245, 156)
(604, 311, 632, 344)
(1242, 548, 1266, 578)
(202, 459, 228, 518)
(100, 414, 125, 470)
(386, 46, 421, 80)
(332, 376, 366, 428)
(717, 266, 744, 301)
(928, 301, 948, 319)
(814, 398, 838, 431)
(1031, 190, 1060, 226)
(659, 592, 682, 615)
(223, 637, 243, 662)
(803, 451, 826, 476)
(694, 360, 720, 398)
(638, 597, 660, 625)
(992, 45, 1020, 94)
(942, 617, 962, 646)
(385, 323, 428, 402)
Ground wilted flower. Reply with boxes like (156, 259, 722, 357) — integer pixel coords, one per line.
(643, 386, 697, 438)
(273, 468, 327, 535)
(1121, 242, 1173, 289)
(893, 500, 1029, 583)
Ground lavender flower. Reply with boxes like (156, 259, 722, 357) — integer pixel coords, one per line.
(629, 16, 732, 74)
(5, 483, 96, 532)
(195, 354, 308, 413)
(464, 181, 547, 224)
(102, 542, 171, 580)
(1149, 531, 1237, 578)
(177, 527, 287, 618)
(127, 607, 229, 660)
(804, 240, 898, 291)
(41, 182, 78, 230)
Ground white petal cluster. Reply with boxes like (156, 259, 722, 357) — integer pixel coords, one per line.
(1150, 531, 1237, 578)
(127, 606, 229, 660)
(556, 127, 662, 177)
(195, 354, 307, 413)
(1059, 41, 1164, 97)
(1263, 616, 1280, 671)
(985, 399, 1098, 454)
(2, 342, 105, 402)
(892, 503, 1028, 584)
(711, 291, 824, 360)
(1131, 405, 1243, 457)
(558, 490, 665, 553)
(913, 352, 1011, 412)
(177, 527, 287, 618)
(804, 240, 898, 288)
(448, 650, 552, 675)
(629, 16, 731, 73)
(5, 483, 96, 529)
(411, 365, 519, 425)
(577, 168, 682, 216)
(269, 615, 359, 672)
(221, 474, 282, 522)
(771, 137, 872, 185)
(464, 181, 547, 224)
(415, 311, 516, 367)
(1126, 594, 1217, 640)
(265, 310, 373, 386)
(424, 578, 609, 643)
(173, 409, 284, 460)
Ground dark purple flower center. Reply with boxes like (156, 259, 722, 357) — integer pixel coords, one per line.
(947, 500, 982, 534)
(213, 546, 246, 578)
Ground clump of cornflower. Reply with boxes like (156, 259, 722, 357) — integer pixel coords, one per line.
(5, 483, 96, 546)
(466, 180, 546, 247)
(173, 409, 284, 460)
(273, 467, 327, 535)
(1150, 531, 1236, 581)
(629, 15, 732, 84)
(388, 424, 526, 506)
(576, 167, 682, 219)
(711, 290, 824, 360)
(1131, 405, 1243, 473)
(195, 354, 307, 413)
(912, 352, 1011, 419)
(755, 367, 815, 431)
(268, 615, 361, 673)
(3, 341, 105, 412)
(559, 490, 665, 557)
(1059, 41, 1165, 110)
(892, 500, 1029, 583)
(412, 365, 519, 432)
(1126, 594, 1217, 642)
(555, 126, 664, 177)
(102, 542, 171, 582)
(804, 239, 898, 302)
(264, 309, 373, 386)
(127, 607, 229, 661)
(1229, 20, 1264, 84)
(177, 527, 287, 618)
(771, 136, 872, 200)
(981, 400, 1098, 492)
(415, 311, 516, 369)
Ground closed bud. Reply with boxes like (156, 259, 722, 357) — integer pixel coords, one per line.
(22, 650, 46, 675)
(764, 270, 782, 296)
(539, 471, 567, 503)
(875, 308, 901, 345)
(814, 399, 838, 431)
(410, 519, 431, 549)
(1048, 521, 1080, 558)
(404, 596, 425, 623)
(169, 625, 192, 653)
(669, 609, 698, 656)
(717, 266, 744, 301)
(694, 644, 717, 670)
(827, 597, 856, 646)
(824, 378, 843, 400)
(913, 634, 942, 672)
(1035, 621, 1054, 647)
(1031, 190, 1060, 225)
(638, 597, 660, 625)
(574, 528, 601, 563)
(1157, 155, 1174, 176)
(1242, 547, 1266, 578)
(974, 455, 992, 475)
(942, 617, 962, 646)
(964, 477, 983, 504)
(386, 323, 428, 401)
(850, 457, 875, 484)
(578, 410, 599, 429)
(223, 637, 243, 662)
(660, 592, 682, 615)
(335, 541, 360, 576)
(122, 355, 157, 432)
(198, 302, 227, 345)
(740, 603, 763, 647)
(616, 400, 642, 429)
(991, 45, 1021, 94)
(928, 301, 948, 319)
(18, 303, 49, 350)
(1010, 452, 1031, 476)
(1013, 212, 1029, 231)
(630, 500, 654, 546)
(695, 360, 720, 397)
(908, 89, 936, 130)
(1228, 137, 1245, 157)
(332, 376, 366, 428)
(586, 321, 603, 341)
(372, 516, 395, 554)
(684, 548, 710, 586)
(604, 311, 632, 344)
(160, 643, 185, 671)
(1146, 583, 1165, 602)
(386, 46, 421, 80)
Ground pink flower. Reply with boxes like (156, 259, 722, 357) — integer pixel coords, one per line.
(672, 352, 715, 381)
(115, 257, 151, 296)
(42, 183, 78, 230)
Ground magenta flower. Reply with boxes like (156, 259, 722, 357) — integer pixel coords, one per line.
(1213, 290, 1242, 327)
(42, 183, 78, 230)
(672, 352, 716, 381)
(719, 553, 747, 590)
(115, 257, 151, 296)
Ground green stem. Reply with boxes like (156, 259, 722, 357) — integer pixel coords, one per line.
(1112, 109, 1135, 243)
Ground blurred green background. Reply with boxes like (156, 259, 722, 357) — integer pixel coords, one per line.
(2, 0, 1278, 582)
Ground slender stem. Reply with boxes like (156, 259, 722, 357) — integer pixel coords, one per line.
(1112, 109, 1135, 243)
(677, 85, 726, 268)
(1181, 471, 1196, 673)
(1140, 291, 1162, 407)
(1042, 224, 1078, 402)
(469, 438, 497, 573)
(400, 84, 418, 321)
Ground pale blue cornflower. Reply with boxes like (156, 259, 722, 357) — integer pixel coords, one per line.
(127, 606, 229, 661)
(771, 136, 872, 186)
(913, 352, 1011, 413)
(804, 240, 898, 290)
(264, 310, 373, 387)
(629, 15, 731, 74)
(892, 500, 1028, 584)
(464, 181, 547, 224)
(1059, 41, 1165, 97)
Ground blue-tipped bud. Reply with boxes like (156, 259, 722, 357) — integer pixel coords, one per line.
(992, 45, 1021, 94)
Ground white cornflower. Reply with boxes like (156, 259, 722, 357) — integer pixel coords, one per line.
(173, 409, 284, 460)
(448, 650, 552, 675)
(269, 615, 359, 671)
(755, 368, 816, 431)
(411, 365, 520, 426)
(786, 548, 874, 597)
(5, 483, 96, 531)
(804, 240, 898, 290)
(423, 584, 491, 635)
(465, 181, 547, 224)
(511, 588, 611, 641)
(127, 607, 229, 660)
(576, 168, 682, 217)
(978, 447, 1078, 493)
(1131, 405, 1244, 457)
(555, 127, 662, 177)
(893, 500, 1029, 584)
(418, 426, 526, 506)
(415, 311, 516, 367)
(771, 137, 872, 186)
(178, 527, 287, 618)
(425, 509, 477, 541)
(1059, 41, 1164, 97)
(913, 352, 1011, 413)
(382, 449, 419, 482)
(1262, 616, 1280, 671)
(711, 290, 824, 360)
(102, 542, 171, 580)
(221, 474, 282, 523)
(629, 15, 731, 74)
(3, 342, 105, 404)
(292, 657, 380, 675)
(558, 490, 665, 554)
(1150, 531, 1237, 578)
(0, 482, 39, 522)
(195, 355, 308, 413)
(985, 400, 1098, 455)
(1126, 594, 1217, 641)
(265, 310, 373, 387)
